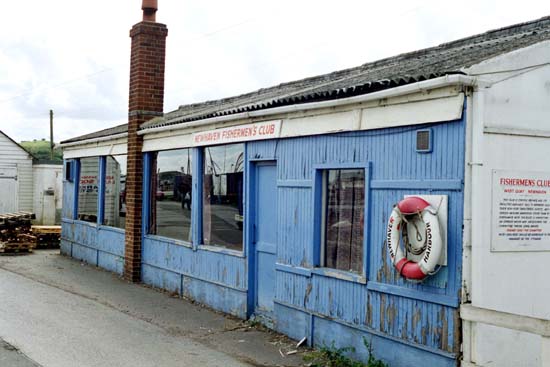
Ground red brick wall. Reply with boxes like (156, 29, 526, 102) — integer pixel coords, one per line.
(124, 21, 168, 282)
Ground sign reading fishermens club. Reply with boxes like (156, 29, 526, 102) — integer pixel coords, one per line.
(192, 120, 282, 146)
(491, 170, 550, 252)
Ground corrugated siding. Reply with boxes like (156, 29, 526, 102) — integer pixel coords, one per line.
(141, 237, 248, 318)
(277, 187, 314, 267)
(142, 237, 246, 290)
(60, 220, 125, 275)
(0, 133, 33, 211)
(248, 117, 465, 359)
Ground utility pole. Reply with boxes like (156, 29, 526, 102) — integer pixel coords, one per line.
(49, 110, 54, 161)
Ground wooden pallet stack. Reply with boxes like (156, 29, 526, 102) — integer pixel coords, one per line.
(0, 212, 36, 254)
(31, 226, 61, 249)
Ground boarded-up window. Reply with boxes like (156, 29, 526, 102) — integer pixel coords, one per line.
(203, 143, 244, 251)
(77, 157, 99, 223)
(149, 149, 193, 242)
(323, 169, 364, 274)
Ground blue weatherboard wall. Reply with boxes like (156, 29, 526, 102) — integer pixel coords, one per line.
(247, 118, 465, 366)
(60, 159, 125, 275)
(61, 111, 465, 366)
(141, 236, 247, 317)
(61, 220, 125, 275)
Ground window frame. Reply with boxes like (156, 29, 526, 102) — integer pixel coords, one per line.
(74, 156, 102, 225)
(144, 148, 195, 246)
(312, 162, 371, 282)
(64, 160, 75, 182)
(100, 154, 128, 230)
(198, 143, 246, 255)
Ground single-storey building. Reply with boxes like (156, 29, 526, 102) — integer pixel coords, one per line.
(59, 4, 550, 366)
(0, 131, 62, 224)
(0, 130, 34, 214)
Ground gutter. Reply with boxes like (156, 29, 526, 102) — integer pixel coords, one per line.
(138, 74, 477, 136)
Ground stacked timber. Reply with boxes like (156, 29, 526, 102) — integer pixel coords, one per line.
(31, 226, 61, 249)
(0, 212, 36, 254)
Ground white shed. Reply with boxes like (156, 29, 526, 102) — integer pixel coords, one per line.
(32, 164, 63, 225)
(0, 130, 34, 213)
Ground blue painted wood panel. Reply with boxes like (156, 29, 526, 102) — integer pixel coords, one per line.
(254, 163, 278, 314)
(60, 220, 125, 275)
(248, 118, 465, 362)
(142, 236, 247, 290)
(62, 112, 466, 365)
(62, 160, 76, 220)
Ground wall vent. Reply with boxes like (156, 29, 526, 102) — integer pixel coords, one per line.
(416, 128, 433, 153)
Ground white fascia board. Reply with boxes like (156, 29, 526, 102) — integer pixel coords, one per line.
(140, 75, 475, 137)
(63, 137, 127, 159)
(142, 92, 464, 152)
(142, 76, 473, 151)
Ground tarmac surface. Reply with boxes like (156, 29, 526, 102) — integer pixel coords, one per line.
(0, 250, 305, 367)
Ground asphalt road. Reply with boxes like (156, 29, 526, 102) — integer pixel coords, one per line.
(0, 338, 39, 367)
(0, 264, 249, 367)
(0, 251, 304, 367)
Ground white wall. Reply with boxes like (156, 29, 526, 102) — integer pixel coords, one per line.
(464, 41, 550, 367)
(0, 132, 34, 212)
(33, 164, 63, 225)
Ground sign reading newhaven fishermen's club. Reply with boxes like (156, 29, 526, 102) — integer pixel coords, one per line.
(492, 170, 550, 252)
(193, 120, 282, 146)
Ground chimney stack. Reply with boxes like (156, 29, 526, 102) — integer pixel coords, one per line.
(142, 0, 158, 22)
(124, 0, 168, 282)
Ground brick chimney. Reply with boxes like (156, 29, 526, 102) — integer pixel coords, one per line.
(124, 0, 168, 282)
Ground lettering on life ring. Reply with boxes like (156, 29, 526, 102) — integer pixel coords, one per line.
(385, 196, 443, 280)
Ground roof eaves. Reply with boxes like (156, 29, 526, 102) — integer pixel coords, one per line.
(60, 123, 128, 145)
(0, 130, 38, 160)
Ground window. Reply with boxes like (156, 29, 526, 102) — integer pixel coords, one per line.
(149, 149, 193, 242)
(64, 160, 74, 182)
(322, 169, 365, 274)
(203, 143, 244, 251)
(103, 155, 127, 229)
(77, 157, 99, 223)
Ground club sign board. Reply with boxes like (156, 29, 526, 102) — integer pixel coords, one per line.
(491, 170, 550, 252)
(193, 120, 282, 147)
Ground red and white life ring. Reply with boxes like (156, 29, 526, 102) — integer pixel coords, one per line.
(386, 196, 443, 280)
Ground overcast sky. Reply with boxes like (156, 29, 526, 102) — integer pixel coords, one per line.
(1, 1, 549, 143)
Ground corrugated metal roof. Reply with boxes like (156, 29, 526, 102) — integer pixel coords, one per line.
(61, 123, 127, 145)
(63, 15, 550, 143)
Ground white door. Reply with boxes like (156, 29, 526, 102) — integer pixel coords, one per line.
(0, 166, 18, 213)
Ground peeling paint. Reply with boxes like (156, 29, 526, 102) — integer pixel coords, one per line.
(387, 302, 397, 332)
(452, 309, 461, 353)
(380, 294, 386, 331)
(366, 294, 372, 327)
(328, 289, 333, 314)
(303, 283, 312, 307)
(439, 308, 448, 351)
(421, 326, 428, 345)
(401, 312, 408, 340)
(412, 307, 422, 330)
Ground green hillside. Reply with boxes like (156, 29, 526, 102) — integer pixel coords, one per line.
(20, 139, 63, 163)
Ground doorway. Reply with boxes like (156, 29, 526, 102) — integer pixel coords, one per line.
(250, 161, 277, 322)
